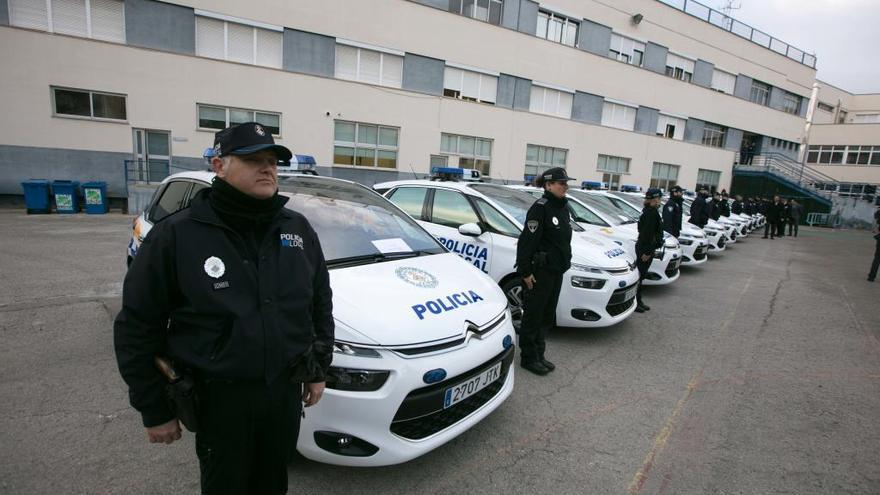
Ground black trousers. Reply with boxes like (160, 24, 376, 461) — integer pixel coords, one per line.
(788, 221, 799, 237)
(195, 374, 302, 495)
(764, 222, 778, 238)
(778, 220, 786, 237)
(520, 269, 563, 364)
(869, 237, 880, 280)
(636, 256, 653, 304)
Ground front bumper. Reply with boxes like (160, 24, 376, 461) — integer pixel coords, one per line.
(555, 268, 640, 327)
(297, 317, 516, 467)
(643, 247, 683, 285)
(680, 240, 709, 266)
(706, 231, 726, 252)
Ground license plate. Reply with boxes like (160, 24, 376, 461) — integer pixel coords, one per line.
(443, 362, 502, 409)
(671, 258, 681, 270)
(623, 286, 637, 301)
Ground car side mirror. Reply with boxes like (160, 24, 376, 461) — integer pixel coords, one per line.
(458, 223, 483, 237)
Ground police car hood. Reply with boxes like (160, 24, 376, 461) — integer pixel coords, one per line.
(571, 234, 632, 269)
(328, 253, 507, 346)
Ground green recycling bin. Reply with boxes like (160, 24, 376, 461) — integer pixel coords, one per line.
(82, 181, 108, 214)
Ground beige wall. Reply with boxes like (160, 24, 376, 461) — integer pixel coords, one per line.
(0, 26, 734, 190)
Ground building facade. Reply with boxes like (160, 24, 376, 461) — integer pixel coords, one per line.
(0, 0, 860, 203)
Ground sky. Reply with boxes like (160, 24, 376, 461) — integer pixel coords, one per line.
(717, 0, 880, 94)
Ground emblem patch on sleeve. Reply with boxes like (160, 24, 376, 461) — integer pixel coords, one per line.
(527, 220, 539, 233)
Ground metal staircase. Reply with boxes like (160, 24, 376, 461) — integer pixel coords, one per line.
(733, 153, 836, 207)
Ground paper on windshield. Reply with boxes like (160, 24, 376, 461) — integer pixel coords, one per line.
(371, 238, 413, 254)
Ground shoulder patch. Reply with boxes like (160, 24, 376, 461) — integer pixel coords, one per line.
(536, 198, 548, 206)
(527, 220, 539, 233)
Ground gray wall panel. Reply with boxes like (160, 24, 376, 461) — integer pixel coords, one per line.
(692, 59, 714, 88)
(496, 74, 517, 109)
(798, 97, 808, 118)
(513, 77, 532, 110)
(402, 53, 445, 95)
(768, 86, 785, 111)
(0, 0, 9, 25)
(643, 42, 669, 74)
(125, 0, 195, 54)
(733, 74, 753, 100)
(517, 0, 538, 35)
(0, 145, 131, 197)
(635, 106, 659, 135)
(571, 92, 604, 124)
(684, 118, 705, 144)
(501, 0, 521, 30)
(283, 28, 336, 77)
(577, 19, 612, 57)
(725, 128, 744, 151)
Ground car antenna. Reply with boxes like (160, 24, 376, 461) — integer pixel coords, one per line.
(408, 162, 418, 179)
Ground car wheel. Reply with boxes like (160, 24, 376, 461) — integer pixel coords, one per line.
(501, 278, 524, 333)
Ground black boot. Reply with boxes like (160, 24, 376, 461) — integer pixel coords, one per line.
(540, 358, 556, 371)
(521, 361, 550, 376)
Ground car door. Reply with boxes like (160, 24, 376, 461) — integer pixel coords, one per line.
(425, 188, 494, 277)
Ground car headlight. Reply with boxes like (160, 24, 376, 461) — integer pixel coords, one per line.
(678, 238, 694, 245)
(664, 239, 679, 249)
(653, 249, 664, 259)
(333, 342, 381, 358)
(571, 263, 605, 274)
(571, 276, 606, 290)
(326, 367, 390, 391)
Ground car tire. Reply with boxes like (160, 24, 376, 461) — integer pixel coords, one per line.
(501, 277, 524, 333)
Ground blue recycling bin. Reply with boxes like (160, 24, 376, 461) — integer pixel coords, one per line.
(21, 179, 51, 214)
(81, 181, 108, 214)
(51, 180, 80, 214)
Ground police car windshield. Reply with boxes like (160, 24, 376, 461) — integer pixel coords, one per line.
(278, 178, 445, 265)
(470, 184, 584, 232)
(605, 195, 642, 220)
(567, 190, 633, 226)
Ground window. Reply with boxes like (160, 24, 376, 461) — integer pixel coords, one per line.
(568, 200, 608, 226)
(608, 33, 645, 66)
(473, 197, 521, 237)
(537, 10, 578, 47)
(197, 104, 281, 135)
(195, 16, 282, 68)
(846, 146, 873, 165)
(601, 102, 637, 131)
(334, 121, 399, 169)
(440, 133, 492, 175)
(529, 85, 573, 118)
(443, 66, 497, 104)
(9, 0, 125, 42)
(150, 181, 191, 223)
(525, 144, 567, 178)
(807, 145, 846, 165)
(335, 44, 403, 88)
(596, 154, 630, 174)
(837, 110, 848, 124)
(656, 114, 685, 140)
(782, 92, 802, 115)
(650, 162, 679, 191)
(602, 173, 622, 191)
(817, 102, 834, 112)
(665, 53, 694, 82)
(853, 114, 880, 124)
(452, 0, 503, 25)
(696, 169, 721, 193)
(430, 155, 449, 169)
(431, 189, 480, 228)
(749, 80, 771, 106)
(710, 69, 736, 95)
(701, 122, 726, 148)
(387, 187, 428, 219)
(52, 87, 126, 120)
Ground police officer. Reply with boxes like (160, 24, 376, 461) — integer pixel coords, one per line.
(114, 122, 334, 494)
(763, 195, 782, 239)
(662, 185, 684, 237)
(709, 191, 722, 220)
(720, 192, 731, 217)
(689, 188, 710, 228)
(516, 167, 573, 376)
(731, 194, 744, 215)
(636, 188, 664, 313)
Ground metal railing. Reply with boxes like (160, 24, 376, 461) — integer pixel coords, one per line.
(733, 152, 837, 202)
(124, 160, 205, 185)
(656, 0, 817, 68)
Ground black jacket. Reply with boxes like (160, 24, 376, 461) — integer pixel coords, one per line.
(765, 201, 782, 223)
(709, 199, 721, 220)
(782, 204, 792, 221)
(720, 199, 731, 217)
(689, 196, 709, 228)
(114, 190, 334, 427)
(790, 203, 803, 221)
(731, 200, 743, 215)
(516, 192, 572, 277)
(637, 205, 664, 256)
(662, 197, 683, 237)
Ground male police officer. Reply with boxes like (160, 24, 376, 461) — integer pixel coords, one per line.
(114, 122, 334, 494)
(662, 185, 684, 237)
(636, 188, 664, 313)
(516, 167, 573, 376)
(689, 189, 710, 228)
(731, 194, 744, 215)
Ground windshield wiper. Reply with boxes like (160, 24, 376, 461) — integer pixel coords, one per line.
(326, 250, 435, 268)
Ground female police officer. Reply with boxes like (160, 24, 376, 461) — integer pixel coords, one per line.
(516, 167, 574, 376)
(635, 188, 664, 313)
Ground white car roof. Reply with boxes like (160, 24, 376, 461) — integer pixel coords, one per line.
(161, 170, 214, 184)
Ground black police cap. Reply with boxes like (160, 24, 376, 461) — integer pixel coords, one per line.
(645, 188, 663, 199)
(214, 122, 292, 161)
(669, 185, 683, 193)
(541, 167, 575, 182)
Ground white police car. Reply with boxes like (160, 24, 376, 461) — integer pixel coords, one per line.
(127, 171, 517, 467)
(374, 179, 641, 328)
(596, 191, 709, 266)
(567, 189, 684, 285)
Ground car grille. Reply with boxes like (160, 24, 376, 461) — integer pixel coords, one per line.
(392, 313, 507, 356)
(390, 347, 514, 440)
(693, 246, 707, 260)
(606, 283, 637, 317)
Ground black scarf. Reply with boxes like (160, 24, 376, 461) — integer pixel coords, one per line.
(543, 190, 568, 207)
(208, 178, 288, 260)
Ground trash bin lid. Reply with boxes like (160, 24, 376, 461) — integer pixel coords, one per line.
(82, 181, 107, 188)
(22, 179, 50, 185)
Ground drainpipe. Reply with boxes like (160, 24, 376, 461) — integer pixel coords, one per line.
(798, 82, 821, 186)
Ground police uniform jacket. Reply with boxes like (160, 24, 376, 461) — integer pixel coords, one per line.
(689, 196, 709, 227)
(637, 205, 664, 257)
(709, 199, 721, 220)
(114, 190, 334, 427)
(720, 199, 731, 217)
(732, 200, 743, 215)
(516, 192, 572, 278)
(765, 201, 782, 223)
(662, 197, 683, 237)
